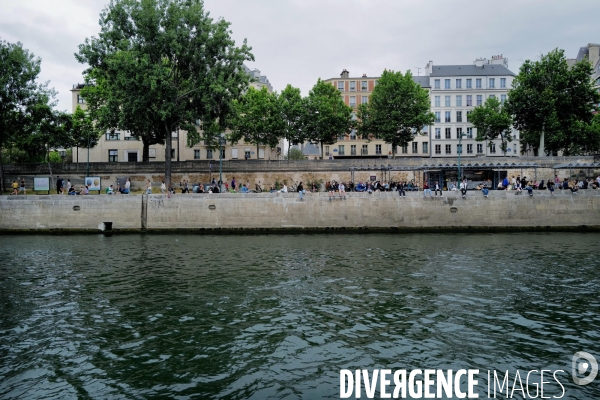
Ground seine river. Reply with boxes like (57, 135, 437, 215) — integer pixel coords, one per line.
(1, 233, 599, 399)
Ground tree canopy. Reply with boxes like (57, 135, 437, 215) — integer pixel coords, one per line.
(76, 0, 253, 186)
(277, 84, 307, 160)
(469, 96, 513, 155)
(356, 70, 434, 156)
(506, 49, 600, 155)
(304, 79, 353, 159)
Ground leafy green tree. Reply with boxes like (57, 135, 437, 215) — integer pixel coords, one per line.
(506, 49, 600, 155)
(71, 105, 103, 167)
(278, 84, 306, 161)
(357, 70, 434, 157)
(231, 86, 282, 157)
(469, 96, 513, 155)
(285, 147, 305, 160)
(77, 0, 253, 187)
(0, 39, 45, 190)
(305, 79, 353, 159)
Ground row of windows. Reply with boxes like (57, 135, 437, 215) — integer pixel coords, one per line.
(434, 78, 506, 90)
(434, 143, 493, 155)
(400, 142, 428, 154)
(434, 94, 506, 107)
(105, 132, 138, 141)
(328, 143, 430, 156)
(434, 110, 472, 123)
(348, 96, 369, 107)
(337, 80, 373, 92)
(435, 127, 474, 139)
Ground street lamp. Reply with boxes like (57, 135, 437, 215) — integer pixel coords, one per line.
(219, 133, 226, 193)
(457, 133, 467, 184)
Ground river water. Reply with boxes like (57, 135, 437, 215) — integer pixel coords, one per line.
(0, 233, 599, 399)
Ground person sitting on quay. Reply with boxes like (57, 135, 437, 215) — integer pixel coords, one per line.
(106, 185, 114, 195)
(515, 181, 522, 194)
(460, 179, 468, 198)
(328, 181, 336, 199)
(338, 182, 346, 199)
(538, 180, 546, 190)
(68, 185, 77, 195)
(241, 184, 249, 193)
(547, 180, 555, 196)
(481, 183, 489, 198)
(119, 178, 131, 194)
(397, 181, 406, 198)
(423, 180, 432, 198)
(280, 183, 288, 193)
(525, 184, 534, 197)
(434, 181, 442, 197)
(568, 180, 579, 194)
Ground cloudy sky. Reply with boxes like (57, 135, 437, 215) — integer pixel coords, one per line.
(1, 0, 599, 112)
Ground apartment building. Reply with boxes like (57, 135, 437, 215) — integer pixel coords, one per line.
(322, 69, 431, 159)
(71, 65, 280, 163)
(427, 55, 520, 158)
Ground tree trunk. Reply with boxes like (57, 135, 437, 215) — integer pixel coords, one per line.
(142, 136, 150, 162)
(0, 144, 4, 194)
(165, 123, 172, 189)
(76, 146, 79, 170)
(320, 142, 324, 160)
(256, 143, 259, 162)
(288, 141, 291, 164)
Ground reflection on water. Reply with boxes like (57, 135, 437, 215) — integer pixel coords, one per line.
(0, 233, 599, 399)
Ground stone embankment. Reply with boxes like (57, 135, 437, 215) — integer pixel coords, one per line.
(1, 190, 599, 233)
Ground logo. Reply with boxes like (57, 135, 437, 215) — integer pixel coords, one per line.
(572, 351, 598, 386)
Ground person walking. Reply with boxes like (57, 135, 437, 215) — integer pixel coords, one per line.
(397, 181, 406, 198)
(160, 180, 166, 194)
(56, 176, 63, 194)
(146, 179, 152, 194)
(297, 181, 304, 200)
(20, 178, 26, 195)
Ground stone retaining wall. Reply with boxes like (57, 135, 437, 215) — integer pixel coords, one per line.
(1, 190, 599, 232)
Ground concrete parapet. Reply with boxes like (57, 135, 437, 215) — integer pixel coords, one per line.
(1, 190, 599, 233)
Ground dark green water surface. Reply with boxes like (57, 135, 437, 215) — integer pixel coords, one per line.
(0, 233, 599, 399)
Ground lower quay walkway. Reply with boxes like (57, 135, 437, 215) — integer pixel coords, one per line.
(1, 190, 599, 233)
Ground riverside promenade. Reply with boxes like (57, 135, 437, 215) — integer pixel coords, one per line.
(1, 190, 599, 233)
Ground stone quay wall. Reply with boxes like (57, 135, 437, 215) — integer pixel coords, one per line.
(1, 190, 599, 233)
(3, 156, 599, 193)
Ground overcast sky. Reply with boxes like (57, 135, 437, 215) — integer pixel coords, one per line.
(1, 0, 599, 112)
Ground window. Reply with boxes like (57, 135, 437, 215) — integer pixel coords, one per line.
(361, 81, 368, 91)
(350, 145, 356, 155)
(445, 79, 451, 89)
(108, 149, 118, 162)
(375, 144, 382, 154)
(207, 149, 213, 159)
(490, 143, 496, 153)
(489, 94, 496, 99)
(466, 127, 473, 139)
(456, 111, 462, 123)
(194, 149, 200, 159)
(245, 150, 251, 159)
(489, 78, 495, 88)
(124, 134, 137, 141)
(350, 129, 357, 140)
(500, 78, 506, 88)
(338, 81, 344, 91)
(456, 95, 462, 106)
(106, 132, 120, 141)
(434, 96, 440, 107)
(501, 94, 507, 104)
(171, 149, 176, 159)
(349, 96, 356, 107)
(361, 96, 368, 104)
(456, 79, 462, 89)
(362, 145, 368, 155)
(477, 144, 483, 153)
(412, 142, 418, 154)
(477, 95, 483, 106)
(338, 145, 345, 155)
(434, 79, 440, 89)
(466, 110, 472, 122)
(435, 112, 441, 123)
(456, 127, 463, 139)
(466, 95, 472, 107)
(467, 144, 473, 154)
(445, 144, 451, 154)
(445, 111, 451, 123)
(350, 81, 356, 91)
(466, 79, 472, 89)
(338, 133, 346, 140)
(325, 145, 330, 156)
(435, 144, 441, 154)
(445, 128, 451, 139)
(445, 96, 451, 107)
(77, 95, 85, 104)
(435, 128, 441, 139)
(401, 145, 407, 154)
(220, 149, 225, 159)
(422, 142, 428, 153)
(476, 78, 482, 89)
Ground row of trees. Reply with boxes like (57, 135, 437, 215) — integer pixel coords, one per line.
(469, 49, 600, 156)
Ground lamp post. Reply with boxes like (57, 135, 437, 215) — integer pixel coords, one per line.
(219, 133, 226, 193)
(457, 133, 467, 184)
(87, 133, 90, 177)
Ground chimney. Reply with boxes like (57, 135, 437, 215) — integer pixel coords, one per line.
(362, 73, 367, 77)
(474, 58, 487, 67)
(425, 61, 433, 76)
(340, 69, 349, 79)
